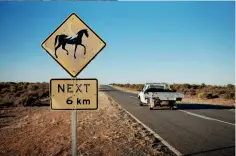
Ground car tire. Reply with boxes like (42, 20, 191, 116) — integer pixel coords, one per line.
(169, 102, 175, 110)
(149, 103, 154, 110)
(139, 97, 143, 106)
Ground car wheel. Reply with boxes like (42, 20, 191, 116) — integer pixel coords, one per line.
(169, 102, 175, 110)
(149, 103, 154, 110)
(139, 97, 143, 106)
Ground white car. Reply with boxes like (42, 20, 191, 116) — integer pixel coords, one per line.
(138, 83, 184, 110)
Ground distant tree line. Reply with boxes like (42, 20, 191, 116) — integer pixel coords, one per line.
(0, 82, 49, 107)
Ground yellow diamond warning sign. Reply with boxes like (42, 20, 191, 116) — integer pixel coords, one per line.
(41, 13, 106, 77)
(50, 79, 98, 110)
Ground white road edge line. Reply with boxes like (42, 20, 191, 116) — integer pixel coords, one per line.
(179, 110, 235, 126)
(129, 96, 138, 98)
(104, 92, 182, 156)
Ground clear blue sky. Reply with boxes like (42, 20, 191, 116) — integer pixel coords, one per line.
(0, 2, 235, 85)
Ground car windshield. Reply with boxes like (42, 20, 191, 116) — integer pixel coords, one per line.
(149, 84, 168, 90)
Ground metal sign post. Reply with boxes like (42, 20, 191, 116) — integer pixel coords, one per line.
(72, 110, 77, 156)
(72, 77, 77, 156)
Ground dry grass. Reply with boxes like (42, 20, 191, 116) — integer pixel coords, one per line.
(0, 82, 49, 107)
(0, 92, 174, 156)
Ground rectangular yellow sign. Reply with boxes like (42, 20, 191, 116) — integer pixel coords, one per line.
(50, 79, 98, 110)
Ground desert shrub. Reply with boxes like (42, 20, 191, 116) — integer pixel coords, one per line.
(28, 84, 39, 91)
(23, 83, 29, 89)
(206, 93, 212, 99)
(218, 90, 227, 95)
(1, 88, 9, 94)
(41, 90, 49, 98)
(0, 93, 15, 106)
(191, 84, 200, 89)
(0, 83, 9, 90)
(9, 85, 17, 92)
(189, 89, 196, 96)
(130, 84, 135, 89)
(27, 90, 40, 97)
(198, 92, 207, 99)
(14, 96, 28, 106)
(16, 84, 25, 91)
(200, 83, 206, 88)
(15, 90, 25, 97)
(19, 91, 39, 106)
(0, 83, 5, 90)
(211, 93, 219, 99)
(23, 96, 38, 107)
(220, 92, 235, 100)
(220, 94, 231, 100)
(230, 92, 235, 99)
(183, 84, 191, 89)
(179, 88, 189, 94)
(0, 82, 51, 107)
(137, 84, 144, 90)
(36, 88, 49, 98)
(38, 83, 49, 90)
(227, 84, 234, 88)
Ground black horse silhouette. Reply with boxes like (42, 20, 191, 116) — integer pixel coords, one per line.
(54, 29, 89, 59)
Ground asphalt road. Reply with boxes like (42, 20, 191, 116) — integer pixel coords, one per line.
(100, 85, 235, 156)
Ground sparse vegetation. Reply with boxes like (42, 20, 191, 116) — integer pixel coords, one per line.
(0, 82, 49, 107)
(110, 83, 235, 101)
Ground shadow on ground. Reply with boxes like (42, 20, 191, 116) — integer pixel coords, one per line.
(177, 103, 235, 110)
(0, 101, 50, 108)
(140, 103, 235, 110)
(0, 115, 16, 118)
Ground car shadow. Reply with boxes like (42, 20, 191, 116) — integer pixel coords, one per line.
(141, 103, 235, 110)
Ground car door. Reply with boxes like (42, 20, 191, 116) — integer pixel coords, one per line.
(139, 85, 148, 103)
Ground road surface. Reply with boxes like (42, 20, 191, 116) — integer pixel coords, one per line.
(100, 85, 235, 156)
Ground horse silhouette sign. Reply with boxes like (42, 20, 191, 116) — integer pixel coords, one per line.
(41, 13, 106, 77)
